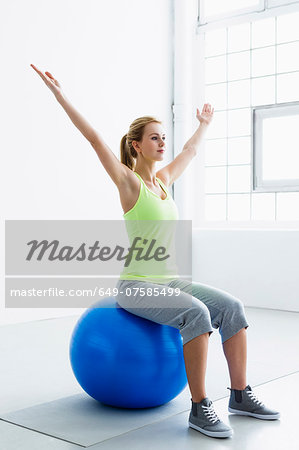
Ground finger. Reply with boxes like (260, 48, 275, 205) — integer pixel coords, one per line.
(30, 64, 41, 74)
(31, 64, 44, 77)
(30, 64, 48, 82)
(45, 71, 55, 80)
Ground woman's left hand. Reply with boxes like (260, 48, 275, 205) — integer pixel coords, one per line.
(196, 103, 214, 125)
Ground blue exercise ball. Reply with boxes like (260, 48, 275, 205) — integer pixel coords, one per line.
(69, 296, 187, 408)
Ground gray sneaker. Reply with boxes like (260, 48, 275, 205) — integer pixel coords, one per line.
(227, 385, 281, 420)
(188, 397, 233, 438)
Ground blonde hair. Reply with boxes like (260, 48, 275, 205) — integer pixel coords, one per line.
(120, 116, 162, 170)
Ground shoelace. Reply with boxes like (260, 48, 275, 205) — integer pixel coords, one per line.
(247, 390, 265, 407)
(202, 403, 220, 424)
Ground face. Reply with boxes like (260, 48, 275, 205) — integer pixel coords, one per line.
(133, 122, 166, 161)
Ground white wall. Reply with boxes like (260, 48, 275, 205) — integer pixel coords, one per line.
(1, 0, 174, 324)
(193, 229, 299, 312)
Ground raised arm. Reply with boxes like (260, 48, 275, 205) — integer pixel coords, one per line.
(156, 104, 214, 187)
(30, 64, 128, 187)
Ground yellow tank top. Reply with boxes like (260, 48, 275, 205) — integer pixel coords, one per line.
(119, 171, 180, 284)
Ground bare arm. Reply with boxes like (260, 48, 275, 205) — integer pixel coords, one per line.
(55, 93, 127, 186)
(157, 104, 214, 186)
(30, 64, 127, 187)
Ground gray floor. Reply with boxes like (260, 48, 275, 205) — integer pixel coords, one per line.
(0, 306, 298, 449)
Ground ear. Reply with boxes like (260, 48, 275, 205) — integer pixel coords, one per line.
(132, 140, 140, 153)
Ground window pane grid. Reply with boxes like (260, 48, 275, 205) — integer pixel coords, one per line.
(203, 11, 299, 222)
(206, 69, 299, 87)
(205, 38, 299, 59)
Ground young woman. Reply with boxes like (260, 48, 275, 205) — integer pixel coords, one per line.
(31, 64, 280, 439)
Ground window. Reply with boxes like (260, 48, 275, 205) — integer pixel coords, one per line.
(202, 10, 299, 222)
(200, 0, 265, 23)
(253, 103, 299, 192)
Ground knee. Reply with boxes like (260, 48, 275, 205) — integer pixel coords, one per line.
(225, 297, 247, 322)
(192, 302, 211, 320)
(179, 303, 211, 329)
(179, 303, 213, 344)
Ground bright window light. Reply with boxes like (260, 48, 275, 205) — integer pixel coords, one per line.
(253, 103, 299, 192)
(263, 115, 299, 180)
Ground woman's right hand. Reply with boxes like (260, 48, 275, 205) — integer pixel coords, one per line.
(30, 64, 63, 98)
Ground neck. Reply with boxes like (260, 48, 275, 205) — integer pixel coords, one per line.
(134, 161, 157, 184)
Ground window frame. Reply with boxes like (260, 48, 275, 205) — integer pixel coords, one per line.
(253, 101, 299, 192)
(199, 0, 265, 25)
(267, 0, 299, 8)
(197, 0, 299, 33)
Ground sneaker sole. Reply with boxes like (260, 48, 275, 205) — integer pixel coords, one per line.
(228, 407, 280, 420)
(188, 421, 233, 438)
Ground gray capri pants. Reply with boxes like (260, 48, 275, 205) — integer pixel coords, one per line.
(115, 278, 249, 346)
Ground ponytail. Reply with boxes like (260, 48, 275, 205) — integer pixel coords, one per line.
(120, 134, 136, 171)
